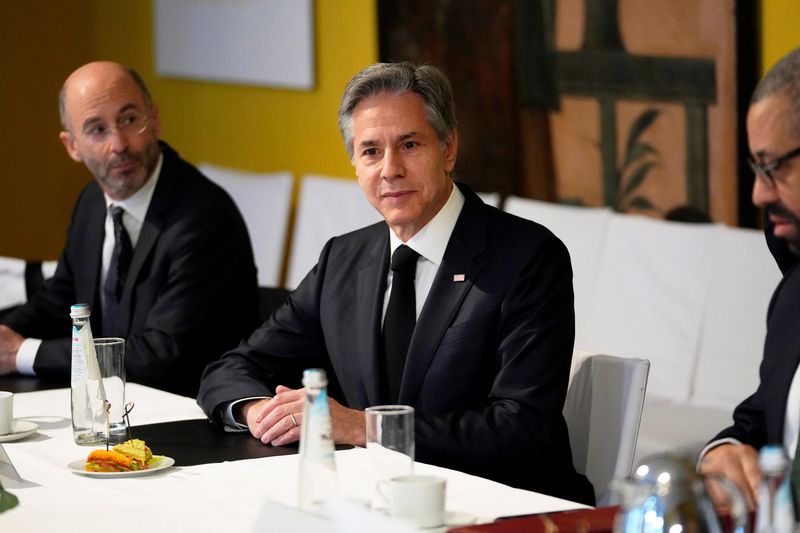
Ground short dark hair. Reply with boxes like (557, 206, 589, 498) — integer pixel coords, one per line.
(751, 47, 800, 136)
(338, 62, 457, 158)
(59, 66, 153, 130)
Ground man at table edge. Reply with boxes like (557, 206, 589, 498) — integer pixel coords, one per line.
(699, 46, 800, 511)
(197, 62, 594, 505)
(0, 61, 259, 397)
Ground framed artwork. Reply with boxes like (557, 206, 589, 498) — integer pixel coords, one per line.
(379, 0, 758, 225)
(548, 0, 757, 225)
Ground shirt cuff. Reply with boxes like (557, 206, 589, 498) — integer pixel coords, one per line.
(221, 396, 270, 432)
(696, 437, 742, 470)
(16, 337, 41, 375)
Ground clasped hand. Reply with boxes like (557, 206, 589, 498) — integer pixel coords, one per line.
(240, 385, 366, 447)
(699, 442, 760, 511)
(0, 325, 23, 375)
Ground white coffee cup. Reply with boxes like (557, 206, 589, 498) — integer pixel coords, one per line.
(0, 391, 13, 435)
(382, 474, 446, 528)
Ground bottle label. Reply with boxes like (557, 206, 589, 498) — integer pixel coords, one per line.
(71, 324, 86, 384)
(305, 389, 335, 464)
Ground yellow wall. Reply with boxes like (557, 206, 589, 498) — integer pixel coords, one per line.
(761, 0, 800, 72)
(0, 1, 376, 260)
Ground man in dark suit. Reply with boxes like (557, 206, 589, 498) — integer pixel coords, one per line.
(197, 62, 593, 504)
(700, 47, 800, 510)
(0, 61, 259, 397)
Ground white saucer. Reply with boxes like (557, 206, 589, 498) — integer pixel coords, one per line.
(444, 510, 477, 527)
(0, 420, 39, 442)
(419, 511, 477, 531)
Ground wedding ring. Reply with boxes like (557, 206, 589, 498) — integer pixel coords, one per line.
(290, 413, 298, 427)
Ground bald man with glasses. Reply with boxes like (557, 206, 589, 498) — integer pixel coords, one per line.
(0, 61, 259, 397)
(700, 47, 800, 512)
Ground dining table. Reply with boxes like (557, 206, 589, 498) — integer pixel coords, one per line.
(0, 378, 588, 532)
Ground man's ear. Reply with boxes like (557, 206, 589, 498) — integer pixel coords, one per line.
(59, 131, 83, 163)
(444, 131, 458, 173)
(149, 103, 162, 137)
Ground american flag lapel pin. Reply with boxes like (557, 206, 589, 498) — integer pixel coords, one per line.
(453, 274, 466, 282)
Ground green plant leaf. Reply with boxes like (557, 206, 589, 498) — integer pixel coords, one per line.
(622, 160, 657, 197)
(623, 142, 657, 169)
(0, 486, 19, 513)
(625, 109, 660, 155)
(627, 195, 656, 211)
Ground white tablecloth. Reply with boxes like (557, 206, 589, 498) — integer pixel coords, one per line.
(0, 384, 586, 532)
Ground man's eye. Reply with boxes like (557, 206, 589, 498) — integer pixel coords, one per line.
(86, 125, 107, 138)
(402, 141, 417, 149)
(119, 114, 138, 127)
(363, 148, 378, 156)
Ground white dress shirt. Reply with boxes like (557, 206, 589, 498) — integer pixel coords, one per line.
(383, 184, 465, 321)
(16, 154, 163, 375)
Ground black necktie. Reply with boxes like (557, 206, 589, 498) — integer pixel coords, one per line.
(103, 205, 133, 334)
(382, 245, 420, 403)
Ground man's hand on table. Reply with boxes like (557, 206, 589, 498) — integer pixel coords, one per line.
(239, 385, 366, 447)
(0, 325, 22, 375)
(699, 442, 760, 511)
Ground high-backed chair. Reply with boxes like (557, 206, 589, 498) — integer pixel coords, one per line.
(199, 163, 293, 287)
(503, 197, 613, 348)
(285, 175, 382, 289)
(563, 352, 650, 505)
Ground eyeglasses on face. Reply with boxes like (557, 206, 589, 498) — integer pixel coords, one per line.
(748, 145, 800, 188)
(75, 111, 149, 145)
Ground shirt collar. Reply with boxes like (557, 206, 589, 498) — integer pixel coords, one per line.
(104, 152, 163, 222)
(388, 182, 465, 266)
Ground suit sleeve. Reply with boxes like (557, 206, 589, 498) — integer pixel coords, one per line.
(413, 232, 590, 501)
(197, 239, 337, 417)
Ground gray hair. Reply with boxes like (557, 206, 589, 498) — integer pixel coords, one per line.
(752, 47, 800, 136)
(59, 66, 153, 130)
(338, 62, 457, 158)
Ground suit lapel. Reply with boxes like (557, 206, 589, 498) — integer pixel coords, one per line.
(83, 188, 106, 316)
(117, 146, 175, 336)
(398, 189, 487, 403)
(353, 231, 390, 406)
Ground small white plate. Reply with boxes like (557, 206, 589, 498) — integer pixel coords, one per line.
(0, 420, 38, 443)
(67, 456, 175, 478)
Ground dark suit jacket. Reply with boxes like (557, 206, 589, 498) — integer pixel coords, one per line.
(711, 216, 800, 448)
(3, 142, 260, 397)
(198, 183, 594, 505)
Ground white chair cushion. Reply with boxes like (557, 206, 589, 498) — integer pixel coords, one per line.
(581, 215, 718, 403)
(635, 395, 733, 465)
(199, 163, 293, 287)
(286, 175, 382, 289)
(691, 226, 781, 410)
(476, 191, 501, 208)
(504, 197, 613, 349)
(564, 352, 650, 504)
(0, 257, 27, 309)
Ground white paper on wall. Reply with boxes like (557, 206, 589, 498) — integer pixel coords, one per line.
(154, 0, 314, 90)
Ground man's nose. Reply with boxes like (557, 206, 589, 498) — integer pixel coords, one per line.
(381, 149, 404, 180)
(752, 174, 777, 208)
(107, 128, 130, 152)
